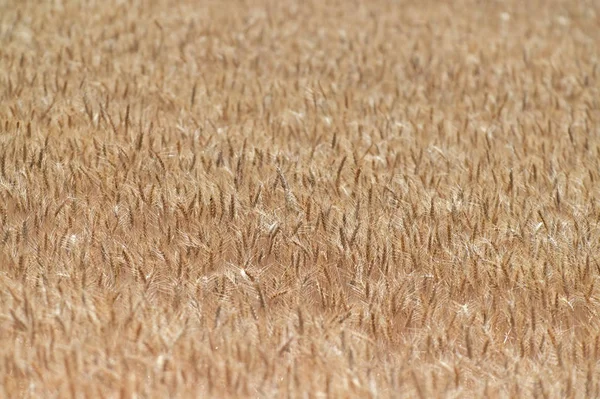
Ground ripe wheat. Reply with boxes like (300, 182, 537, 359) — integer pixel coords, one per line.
(1, 0, 600, 397)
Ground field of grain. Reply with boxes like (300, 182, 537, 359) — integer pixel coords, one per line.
(1, 0, 600, 397)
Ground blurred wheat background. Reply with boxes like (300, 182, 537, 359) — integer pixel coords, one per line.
(1, 0, 600, 397)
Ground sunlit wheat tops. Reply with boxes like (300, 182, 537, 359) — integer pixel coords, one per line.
(1, 0, 600, 397)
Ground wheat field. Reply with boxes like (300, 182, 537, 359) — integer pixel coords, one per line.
(1, 0, 600, 397)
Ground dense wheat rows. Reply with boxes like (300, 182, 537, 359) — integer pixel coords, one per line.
(1, 0, 600, 397)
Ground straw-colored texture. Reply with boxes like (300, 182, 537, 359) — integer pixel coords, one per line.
(1, 0, 600, 397)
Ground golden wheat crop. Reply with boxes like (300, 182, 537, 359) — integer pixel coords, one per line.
(1, 0, 600, 397)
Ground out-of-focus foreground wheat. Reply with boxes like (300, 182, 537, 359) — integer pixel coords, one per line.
(1, 0, 600, 397)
